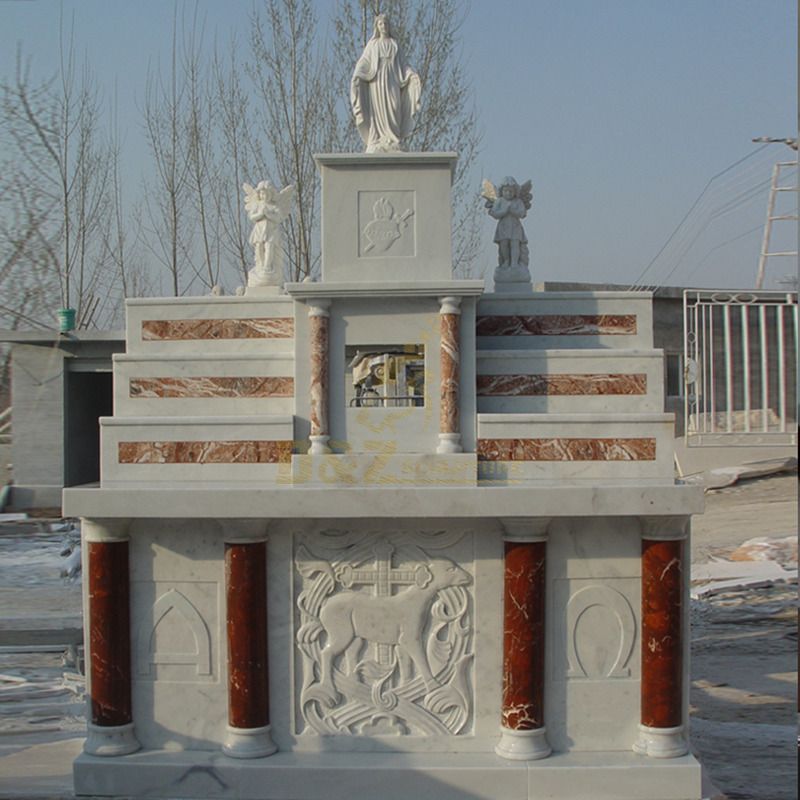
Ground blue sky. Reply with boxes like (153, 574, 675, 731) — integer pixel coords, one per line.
(1, 0, 796, 290)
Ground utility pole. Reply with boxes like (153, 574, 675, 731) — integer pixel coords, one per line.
(752, 138, 798, 290)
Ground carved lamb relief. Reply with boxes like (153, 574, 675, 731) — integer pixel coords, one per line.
(294, 530, 474, 736)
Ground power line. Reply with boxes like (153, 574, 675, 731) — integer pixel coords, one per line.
(627, 144, 771, 290)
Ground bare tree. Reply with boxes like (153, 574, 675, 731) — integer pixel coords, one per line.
(248, 0, 338, 281)
(212, 39, 258, 286)
(1, 24, 116, 324)
(142, 7, 193, 296)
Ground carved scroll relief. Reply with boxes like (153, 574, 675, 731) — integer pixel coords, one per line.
(294, 530, 474, 736)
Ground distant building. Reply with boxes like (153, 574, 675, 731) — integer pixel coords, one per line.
(0, 330, 124, 510)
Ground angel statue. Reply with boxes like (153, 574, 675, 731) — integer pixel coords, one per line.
(243, 180, 295, 288)
(481, 177, 533, 283)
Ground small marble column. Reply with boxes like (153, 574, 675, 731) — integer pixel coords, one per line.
(634, 516, 689, 758)
(83, 518, 140, 756)
(223, 525, 277, 758)
(308, 299, 331, 455)
(495, 519, 552, 760)
(437, 295, 462, 454)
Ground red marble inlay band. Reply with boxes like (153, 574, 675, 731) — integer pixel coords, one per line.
(88, 541, 133, 727)
(141, 317, 294, 340)
(477, 437, 656, 461)
(476, 314, 637, 336)
(118, 440, 292, 464)
(477, 373, 647, 396)
(130, 376, 294, 398)
(641, 538, 684, 728)
(226, 542, 269, 729)
(502, 540, 546, 730)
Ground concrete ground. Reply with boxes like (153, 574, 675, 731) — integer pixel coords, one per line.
(0, 472, 796, 800)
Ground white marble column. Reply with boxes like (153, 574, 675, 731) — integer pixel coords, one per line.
(437, 295, 462, 454)
(308, 299, 331, 455)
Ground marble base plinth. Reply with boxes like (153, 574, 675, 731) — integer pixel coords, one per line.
(74, 749, 702, 800)
(290, 453, 477, 486)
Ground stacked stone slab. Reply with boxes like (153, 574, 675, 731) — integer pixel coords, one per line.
(66, 153, 704, 800)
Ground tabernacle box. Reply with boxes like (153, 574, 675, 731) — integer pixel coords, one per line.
(315, 152, 457, 283)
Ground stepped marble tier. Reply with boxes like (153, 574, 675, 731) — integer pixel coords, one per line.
(67, 151, 704, 800)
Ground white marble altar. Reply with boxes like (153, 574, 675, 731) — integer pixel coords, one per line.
(66, 147, 704, 799)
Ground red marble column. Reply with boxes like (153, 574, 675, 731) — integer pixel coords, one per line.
(438, 295, 462, 453)
(635, 517, 689, 758)
(223, 538, 277, 758)
(83, 519, 140, 756)
(495, 519, 551, 760)
(308, 300, 331, 455)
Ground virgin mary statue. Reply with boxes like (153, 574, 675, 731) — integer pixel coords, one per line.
(350, 15, 421, 153)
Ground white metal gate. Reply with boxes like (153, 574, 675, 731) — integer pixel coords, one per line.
(683, 290, 798, 446)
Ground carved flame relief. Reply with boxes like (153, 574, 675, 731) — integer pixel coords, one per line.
(294, 531, 474, 736)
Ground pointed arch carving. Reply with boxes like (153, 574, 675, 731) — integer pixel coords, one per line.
(136, 589, 212, 677)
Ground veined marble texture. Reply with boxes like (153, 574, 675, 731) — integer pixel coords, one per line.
(118, 440, 292, 464)
(440, 313, 460, 433)
(141, 317, 294, 341)
(309, 313, 329, 438)
(477, 438, 656, 462)
(477, 373, 646, 396)
(475, 314, 637, 337)
(129, 376, 294, 398)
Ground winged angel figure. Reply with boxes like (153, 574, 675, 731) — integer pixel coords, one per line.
(481, 177, 533, 274)
(244, 180, 295, 288)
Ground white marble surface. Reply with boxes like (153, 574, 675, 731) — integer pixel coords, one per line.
(315, 154, 456, 283)
(291, 453, 477, 486)
(73, 749, 702, 800)
(64, 483, 703, 519)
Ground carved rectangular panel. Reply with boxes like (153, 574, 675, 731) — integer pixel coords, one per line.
(358, 191, 416, 258)
(293, 528, 474, 738)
